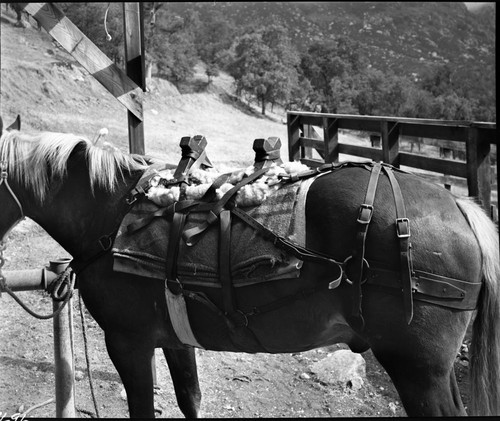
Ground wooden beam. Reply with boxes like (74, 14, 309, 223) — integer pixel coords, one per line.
(287, 113, 301, 161)
(323, 117, 339, 164)
(466, 127, 491, 210)
(123, 2, 145, 154)
(399, 152, 467, 178)
(20, 3, 143, 121)
(381, 121, 400, 167)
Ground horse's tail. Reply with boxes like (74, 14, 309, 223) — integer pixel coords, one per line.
(456, 197, 500, 416)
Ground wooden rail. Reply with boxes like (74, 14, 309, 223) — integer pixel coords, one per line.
(287, 112, 497, 218)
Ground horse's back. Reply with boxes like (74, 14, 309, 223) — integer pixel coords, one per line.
(306, 166, 482, 282)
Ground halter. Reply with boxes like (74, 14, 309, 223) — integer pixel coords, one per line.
(0, 161, 25, 223)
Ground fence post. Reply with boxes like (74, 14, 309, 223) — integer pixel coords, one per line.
(381, 121, 400, 167)
(323, 117, 339, 164)
(123, 2, 146, 155)
(51, 259, 76, 418)
(287, 113, 301, 161)
(303, 126, 314, 160)
(466, 127, 491, 211)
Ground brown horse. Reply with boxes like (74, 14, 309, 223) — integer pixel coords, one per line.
(0, 125, 498, 417)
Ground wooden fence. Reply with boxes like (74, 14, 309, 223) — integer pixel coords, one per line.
(287, 112, 497, 219)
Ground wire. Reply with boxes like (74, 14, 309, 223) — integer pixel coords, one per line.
(104, 3, 112, 41)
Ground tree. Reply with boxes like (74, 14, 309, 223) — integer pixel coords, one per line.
(299, 37, 368, 113)
(399, 87, 437, 118)
(193, 9, 235, 83)
(143, 4, 199, 84)
(228, 25, 299, 115)
(59, 3, 124, 65)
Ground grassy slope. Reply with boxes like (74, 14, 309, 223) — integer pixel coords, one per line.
(0, 10, 288, 170)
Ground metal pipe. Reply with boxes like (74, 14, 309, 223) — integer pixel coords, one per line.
(1, 268, 46, 291)
(1, 257, 76, 292)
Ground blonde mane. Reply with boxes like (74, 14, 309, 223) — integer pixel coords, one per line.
(0, 130, 147, 203)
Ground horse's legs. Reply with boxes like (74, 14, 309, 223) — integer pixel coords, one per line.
(371, 344, 466, 416)
(163, 347, 202, 418)
(105, 332, 156, 418)
(365, 303, 470, 417)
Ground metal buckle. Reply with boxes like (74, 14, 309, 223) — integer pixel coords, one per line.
(165, 277, 183, 295)
(396, 218, 410, 238)
(125, 195, 138, 205)
(357, 204, 373, 224)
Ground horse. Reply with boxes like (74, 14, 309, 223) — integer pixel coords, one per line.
(0, 124, 498, 418)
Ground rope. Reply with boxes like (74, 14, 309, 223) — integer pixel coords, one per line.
(78, 291, 101, 418)
(19, 398, 55, 418)
(0, 268, 75, 320)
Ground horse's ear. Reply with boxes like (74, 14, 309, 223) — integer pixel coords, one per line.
(6, 115, 21, 131)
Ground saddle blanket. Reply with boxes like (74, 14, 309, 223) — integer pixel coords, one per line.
(112, 178, 315, 287)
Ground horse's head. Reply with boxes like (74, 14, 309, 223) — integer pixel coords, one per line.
(0, 128, 147, 253)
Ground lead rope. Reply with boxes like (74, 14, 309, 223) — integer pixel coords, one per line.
(78, 292, 101, 418)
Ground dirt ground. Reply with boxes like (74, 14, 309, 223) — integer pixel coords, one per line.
(0, 7, 473, 419)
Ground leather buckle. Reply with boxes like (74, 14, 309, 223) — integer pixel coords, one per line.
(396, 218, 410, 238)
(357, 204, 373, 224)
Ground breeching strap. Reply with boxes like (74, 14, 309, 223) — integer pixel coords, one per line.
(349, 162, 383, 330)
(382, 165, 414, 324)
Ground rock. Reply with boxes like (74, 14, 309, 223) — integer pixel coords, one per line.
(309, 349, 366, 390)
(74, 370, 85, 381)
(388, 402, 397, 414)
(299, 372, 310, 380)
(120, 388, 127, 401)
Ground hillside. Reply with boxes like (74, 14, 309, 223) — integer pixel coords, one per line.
(0, 8, 289, 169)
(169, 1, 495, 79)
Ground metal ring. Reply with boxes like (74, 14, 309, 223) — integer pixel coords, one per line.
(342, 255, 370, 285)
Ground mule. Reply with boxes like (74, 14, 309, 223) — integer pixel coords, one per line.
(0, 125, 498, 417)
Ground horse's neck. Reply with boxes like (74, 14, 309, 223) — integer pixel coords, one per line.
(30, 169, 144, 259)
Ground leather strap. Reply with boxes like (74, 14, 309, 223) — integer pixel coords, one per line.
(126, 200, 200, 233)
(349, 162, 383, 330)
(219, 209, 236, 315)
(182, 167, 269, 246)
(199, 172, 232, 202)
(165, 212, 187, 288)
(231, 207, 343, 287)
(382, 165, 414, 324)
